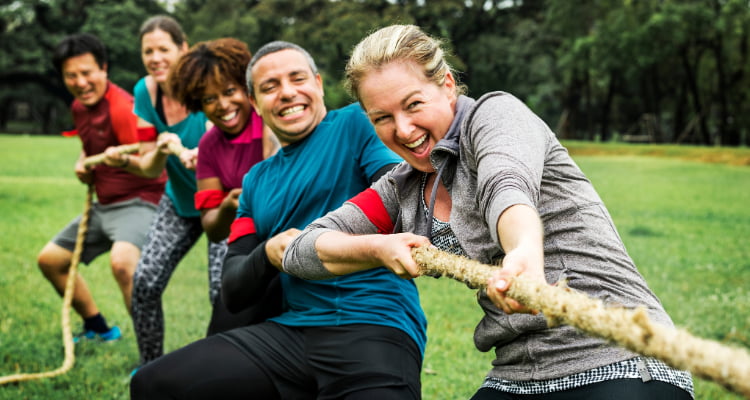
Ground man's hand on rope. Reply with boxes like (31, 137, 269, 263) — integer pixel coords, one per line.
(74, 160, 93, 184)
(487, 245, 544, 315)
(267, 228, 302, 270)
(102, 146, 130, 168)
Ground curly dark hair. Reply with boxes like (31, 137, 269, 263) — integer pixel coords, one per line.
(169, 38, 251, 112)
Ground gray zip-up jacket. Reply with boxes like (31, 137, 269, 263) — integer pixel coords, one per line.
(284, 92, 674, 381)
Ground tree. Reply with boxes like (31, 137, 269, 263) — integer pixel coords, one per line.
(2, 0, 748, 144)
(0, 0, 165, 134)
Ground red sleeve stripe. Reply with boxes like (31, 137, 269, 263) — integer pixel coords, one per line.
(347, 188, 394, 234)
(137, 126, 158, 141)
(228, 217, 256, 243)
(194, 189, 228, 210)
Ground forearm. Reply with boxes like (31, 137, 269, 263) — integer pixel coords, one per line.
(315, 231, 390, 275)
(136, 146, 169, 178)
(222, 234, 278, 313)
(114, 153, 152, 178)
(495, 204, 546, 282)
(497, 205, 543, 255)
(200, 207, 233, 243)
(314, 231, 386, 275)
(284, 228, 431, 280)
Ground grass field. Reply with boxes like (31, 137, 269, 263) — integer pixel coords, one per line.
(1, 134, 749, 399)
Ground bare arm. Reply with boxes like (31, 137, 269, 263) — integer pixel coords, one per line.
(129, 118, 171, 178)
(313, 231, 431, 279)
(197, 177, 240, 242)
(486, 204, 546, 314)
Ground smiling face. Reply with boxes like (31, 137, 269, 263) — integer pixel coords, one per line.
(248, 49, 326, 146)
(140, 29, 187, 84)
(359, 61, 457, 172)
(61, 53, 108, 107)
(201, 80, 251, 136)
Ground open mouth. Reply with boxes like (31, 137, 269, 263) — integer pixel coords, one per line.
(221, 110, 238, 122)
(404, 135, 426, 149)
(280, 105, 305, 117)
(76, 88, 95, 101)
(404, 135, 430, 154)
(150, 66, 168, 77)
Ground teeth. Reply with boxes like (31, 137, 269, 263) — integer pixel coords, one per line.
(221, 111, 237, 121)
(281, 105, 304, 116)
(404, 135, 427, 149)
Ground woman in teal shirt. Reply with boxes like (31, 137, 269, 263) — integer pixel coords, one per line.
(126, 15, 219, 369)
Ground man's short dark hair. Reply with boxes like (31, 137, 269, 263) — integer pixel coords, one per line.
(52, 33, 108, 74)
(245, 41, 318, 97)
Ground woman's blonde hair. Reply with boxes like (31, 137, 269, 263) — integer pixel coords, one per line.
(345, 24, 466, 101)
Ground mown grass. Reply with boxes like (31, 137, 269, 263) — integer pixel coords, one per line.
(1, 134, 748, 399)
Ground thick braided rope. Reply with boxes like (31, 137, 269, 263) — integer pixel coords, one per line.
(0, 185, 93, 385)
(82, 143, 140, 167)
(412, 246, 750, 399)
(81, 135, 186, 169)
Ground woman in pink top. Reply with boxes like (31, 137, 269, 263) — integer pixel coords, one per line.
(169, 37, 279, 334)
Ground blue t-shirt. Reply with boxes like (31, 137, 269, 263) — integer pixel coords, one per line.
(133, 77, 209, 218)
(237, 103, 427, 354)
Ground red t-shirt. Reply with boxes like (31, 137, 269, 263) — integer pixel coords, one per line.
(70, 82, 166, 205)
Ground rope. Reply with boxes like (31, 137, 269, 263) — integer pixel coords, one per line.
(412, 246, 750, 399)
(82, 131, 189, 169)
(0, 185, 93, 385)
(82, 143, 140, 168)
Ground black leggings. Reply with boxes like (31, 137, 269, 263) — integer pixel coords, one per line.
(130, 324, 420, 400)
(470, 378, 692, 400)
(130, 335, 278, 399)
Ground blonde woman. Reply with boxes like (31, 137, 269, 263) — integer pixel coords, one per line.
(283, 24, 694, 400)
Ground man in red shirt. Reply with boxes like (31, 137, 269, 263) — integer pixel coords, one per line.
(38, 33, 166, 342)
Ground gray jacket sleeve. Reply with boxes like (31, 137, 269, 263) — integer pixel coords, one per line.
(282, 227, 337, 280)
(463, 94, 551, 245)
(283, 193, 392, 279)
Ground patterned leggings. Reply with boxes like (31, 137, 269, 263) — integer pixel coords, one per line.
(131, 195, 227, 365)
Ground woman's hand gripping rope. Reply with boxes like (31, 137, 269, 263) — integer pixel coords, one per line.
(410, 246, 750, 399)
(156, 132, 195, 170)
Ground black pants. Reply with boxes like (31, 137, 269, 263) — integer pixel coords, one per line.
(470, 378, 692, 400)
(131, 322, 422, 400)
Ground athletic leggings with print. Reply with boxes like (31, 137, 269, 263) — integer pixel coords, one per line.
(131, 194, 226, 365)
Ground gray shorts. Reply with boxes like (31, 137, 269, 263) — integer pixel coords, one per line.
(52, 197, 157, 265)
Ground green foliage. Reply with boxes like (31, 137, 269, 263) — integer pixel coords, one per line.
(2, 0, 750, 140)
(1, 135, 749, 399)
(0, 0, 166, 135)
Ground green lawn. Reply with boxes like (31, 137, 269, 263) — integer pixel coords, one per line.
(1, 134, 748, 399)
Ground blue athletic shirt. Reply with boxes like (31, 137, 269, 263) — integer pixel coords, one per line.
(237, 103, 428, 355)
(133, 77, 209, 218)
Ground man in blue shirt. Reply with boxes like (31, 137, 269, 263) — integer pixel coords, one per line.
(131, 41, 427, 400)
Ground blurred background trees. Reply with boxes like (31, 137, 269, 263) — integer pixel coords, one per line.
(1, 0, 748, 145)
